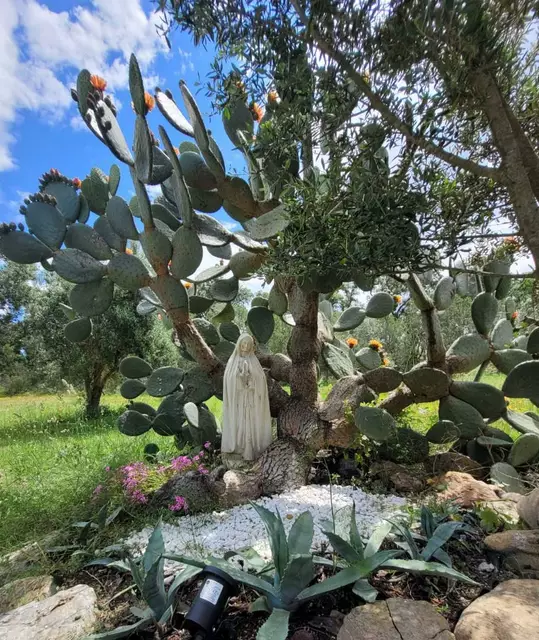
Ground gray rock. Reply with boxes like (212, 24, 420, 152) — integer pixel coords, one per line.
(0, 584, 97, 640)
(517, 487, 539, 528)
(338, 599, 454, 640)
(484, 530, 539, 576)
(424, 452, 485, 479)
(370, 460, 425, 493)
(152, 470, 221, 513)
(0, 532, 62, 580)
(0, 576, 56, 613)
(454, 579, 539, 640)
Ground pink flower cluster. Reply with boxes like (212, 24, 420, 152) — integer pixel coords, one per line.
(120, 461, 150, 504)
(169, 495, 188, 512)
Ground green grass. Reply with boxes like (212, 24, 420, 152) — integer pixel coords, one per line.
(0, 372, 536, 555)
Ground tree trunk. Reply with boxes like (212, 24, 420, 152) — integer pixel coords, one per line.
(84, 375, 105, 419)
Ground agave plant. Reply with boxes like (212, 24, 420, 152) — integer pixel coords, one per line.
(87, 522, 201, 639)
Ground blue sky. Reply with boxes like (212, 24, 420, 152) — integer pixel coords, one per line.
(0, 0, 248, 235)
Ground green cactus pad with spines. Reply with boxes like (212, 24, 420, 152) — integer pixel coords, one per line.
(198, 405, 219, 441)
(157, 391, 186, 419)
(179, 81, 210, 151)
(69, 278, 114, 317)
(0, 231, 53, 264)
(425, 420, 460, 444)
(155, 276, 189, 313)
(495, 276, 511, 300)
(354, 405, 396, 442)
(208, 243, 232, 261)
(160, 135, 194, 227)
(446, 334, 490, 374)
(491, 348, 531, 375)
(139, 227, 173, 272)
(449, 381, 506, 420)
(188, 188, 223, 213)
(219, 322, 241, 343)
(490, 462, 525, 493)
(482, 260, 510, 293)
(152, 413, 183, 436)
(247, 307, 275, 344)
(108, 164, 120, 196)
(41, 182, 80, 223)
(334, 307, 366, 332)
(189, 296, 214, 314)
(433, 276, 455, 311)
(252, 296, 269, 308)
(53, 248, 107, 284)
(438, 395, 485, 439)
(179, 141, 200, 154)
(170, 227, 203, 279)
(365, 292, 394, 318)
(192, 213, 232, 247)
(64, 223, 112, 261)
(513, 334, 528, 350)
(476, 436, 512, 448)
(59, 303, 76, 321)
(484, 426, 514, 443)
(76, 69, 92, 119)
(120, 379, 147, 400)
(502, 361, 539, 405)
(322, 343, 355, 378)
(154, 89, 194, 137)
(491, 319, 514, 350)
(318, 311, 334, 344)
(82, 168, 110, 215)
(222, 99, 254, 147)
(149, 145, 174, 185)
(230, 251, 265, 279)
(95, 98, 135, 166)
(244, 205, 290, 241)
(223, 199, 250, 223)
(64, 317, 92, 343)
(129, 402, 156, 417)
(118, 410, 152, 436)
(454, 270, 478, 298)
(93, 216, 125, 252)
(146, 367, 185, 397)
(183, 402, 199, 428)
(120, 356, 153, 379)
(352, 270, 374, 291)
(179, 151, 218, 191)
(211, 302, 235, 324)
(182, 367, 215, 404)
(137, 299, 157, 315)
(380, 428, 430, 464)
(471, 292, 498, 335)
(134, 115, 153, 183)
(319, 299, 333, 320)
(128, 54, 146, 116)
(193, 318, 220, 346)
(189, 263, 231, 284)
(403, 367, 449, 399)
(108, 252, 150, 291)
(210, 276, 239, 302)
(503, 410, 539, 437)
(505, 297, 517, 318)
(363, 367, 402, 393)
(232, 231, 266, 253)
(223, 175, 256, 214)
(355, 347, 381, 370)
(106, 196, 139, 241)
(509, 434, 539, 467)
(151, 203, 180, 231)
(527, 327, 539, 355)
(212, 339, 235, 363)
(268, 285, 288, 316)
(25, 201, 66, 249)
(77, 194, 90, 224)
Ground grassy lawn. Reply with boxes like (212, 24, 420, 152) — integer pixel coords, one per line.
(0, 371, 535, 555)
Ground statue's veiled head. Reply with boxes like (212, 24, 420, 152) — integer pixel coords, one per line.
(238, 333, 255, 356)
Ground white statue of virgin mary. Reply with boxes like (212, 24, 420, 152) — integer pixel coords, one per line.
(221, 333, 272, 462)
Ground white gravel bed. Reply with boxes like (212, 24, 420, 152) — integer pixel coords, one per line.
(125, 485, 406, 563)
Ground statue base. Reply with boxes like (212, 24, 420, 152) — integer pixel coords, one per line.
(221, 452, 254, 471)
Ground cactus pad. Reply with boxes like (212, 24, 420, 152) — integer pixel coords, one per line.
(219, 322, 241, 343)
(120, 379, 146, 400)
(323, 343, 355, 378)
(188, 296, 213, 314)
(471, 292, 498, 335)
(106, 196, 139, 241)
(119, 356, 153, 379)
(118, 410, 152, 436)
(0, 230, 53, 264)
(438, 395, 485, 439)
(268, 285, 288, 316)
(449, 381, 506, 420)
(433, 276, 455, 310)
(509, 434, 539, 467)
(247, 306, 275, 344)
(244, 205, 290, 240)
(146, 366, 185, 397)
(211, 302, 235, 324)
(355, 347, 381, 370)
(354, 405, 397, 442)
(527, 327, 539, 355)
(491, 348, 531, 375)
(64, 223, 112, 261)
(93, 216, 125, 252)
(179, 151, 217, 190)
(334, 307, 366, 332)
(490, 462, 525, 493)
(170, 227, 203, 279)
(64, 317, 92, 343)
(502, 360, 539, 404)
(108, 252, 150, 290)
(182, 367, 215, 404)
(210, 276, 239, 302)
(129, 402, 156, 417)
(213, 339, 236, 362)
(425, 420, 460, 444)
(189, 188, 223, 213)
(446, 334, 490, 373)
(365, 292, 394, 318)
(25, 201, 67, 249)
(403, 367, 449, 399)
(155, 89, 194, 137)
(193, 213, 231, 247)
(53, 248, 107, 284)
(69, 278, 114, 317)
(363, 367, 403, 393)
(230, 250, 265, 279)
(81, 168, 110, 215)
(193, 318, 220, 345)
(41, 181, 80, 223)
(482, 260, 509, 293)
(491, 319, 514, 350)
(504, 410, 539, 437)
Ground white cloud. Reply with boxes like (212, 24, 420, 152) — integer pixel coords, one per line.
(0, 0, 168, 170)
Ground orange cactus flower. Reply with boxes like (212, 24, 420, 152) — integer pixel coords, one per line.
(125, 248, 133, 255)
(183, 282, 192, 290)
(90, 75, 107, 92)
(72, 177, 81, 189)
(173, 147, 179, 156)
(267, 90, 279, 104)
(382, 357, 390, 366)
(249, 101, 264, 122)
(144, 91, 155, 112)
(393, 295, 402, 304)
(512, 311, 518, 320)
(369, 339, 383, 351)
(346, 337, 358, 348)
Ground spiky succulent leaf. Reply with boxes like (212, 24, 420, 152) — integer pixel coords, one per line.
(120, 356, 153, 379)
(0, 231, 53, 264)
(334, 307, 366, 331)
(365, 292, 394, 318)
(354, 406, 397, 441)
(146, 367, 185, 397)
(69, 278, 114, 317)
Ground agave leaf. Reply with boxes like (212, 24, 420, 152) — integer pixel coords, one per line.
(250, 502, 289, 579)
(278, 554, 315, 605)
(163, 554, 206, 569)
(390, 521, 421, 560)
(287, 512, 314, 556)
(167, 565, 202, 605)
(324, 531, 362, 565)
(352, 578, 378, 602)
(85, 616, 153, 639)
(432, 548, 452, 567)
(250, 595, 270, 613)
(256, 608, 291, 640)
(207, 558, 278, 598)
(143, 522, 165, 574)
(142, 558, 166, 619)
(349, 503, 364, 557)
(364, 521, 392, 558)
(421, 522, 466, 562)
(420, 506, 436, 539)
(381, 559, 478, 585)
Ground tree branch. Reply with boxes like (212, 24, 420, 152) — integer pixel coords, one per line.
(290, 0, 501, 181)
(407, 274, 446, 367)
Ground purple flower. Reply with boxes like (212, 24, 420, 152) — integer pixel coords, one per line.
(198, 465, 209, 475)
(203, 441, 211, 450)
(92, 484, 103, 496)
(105, 466, 111, 472)
(131, 490, 148, 504)
(169, 495, 188, 512)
